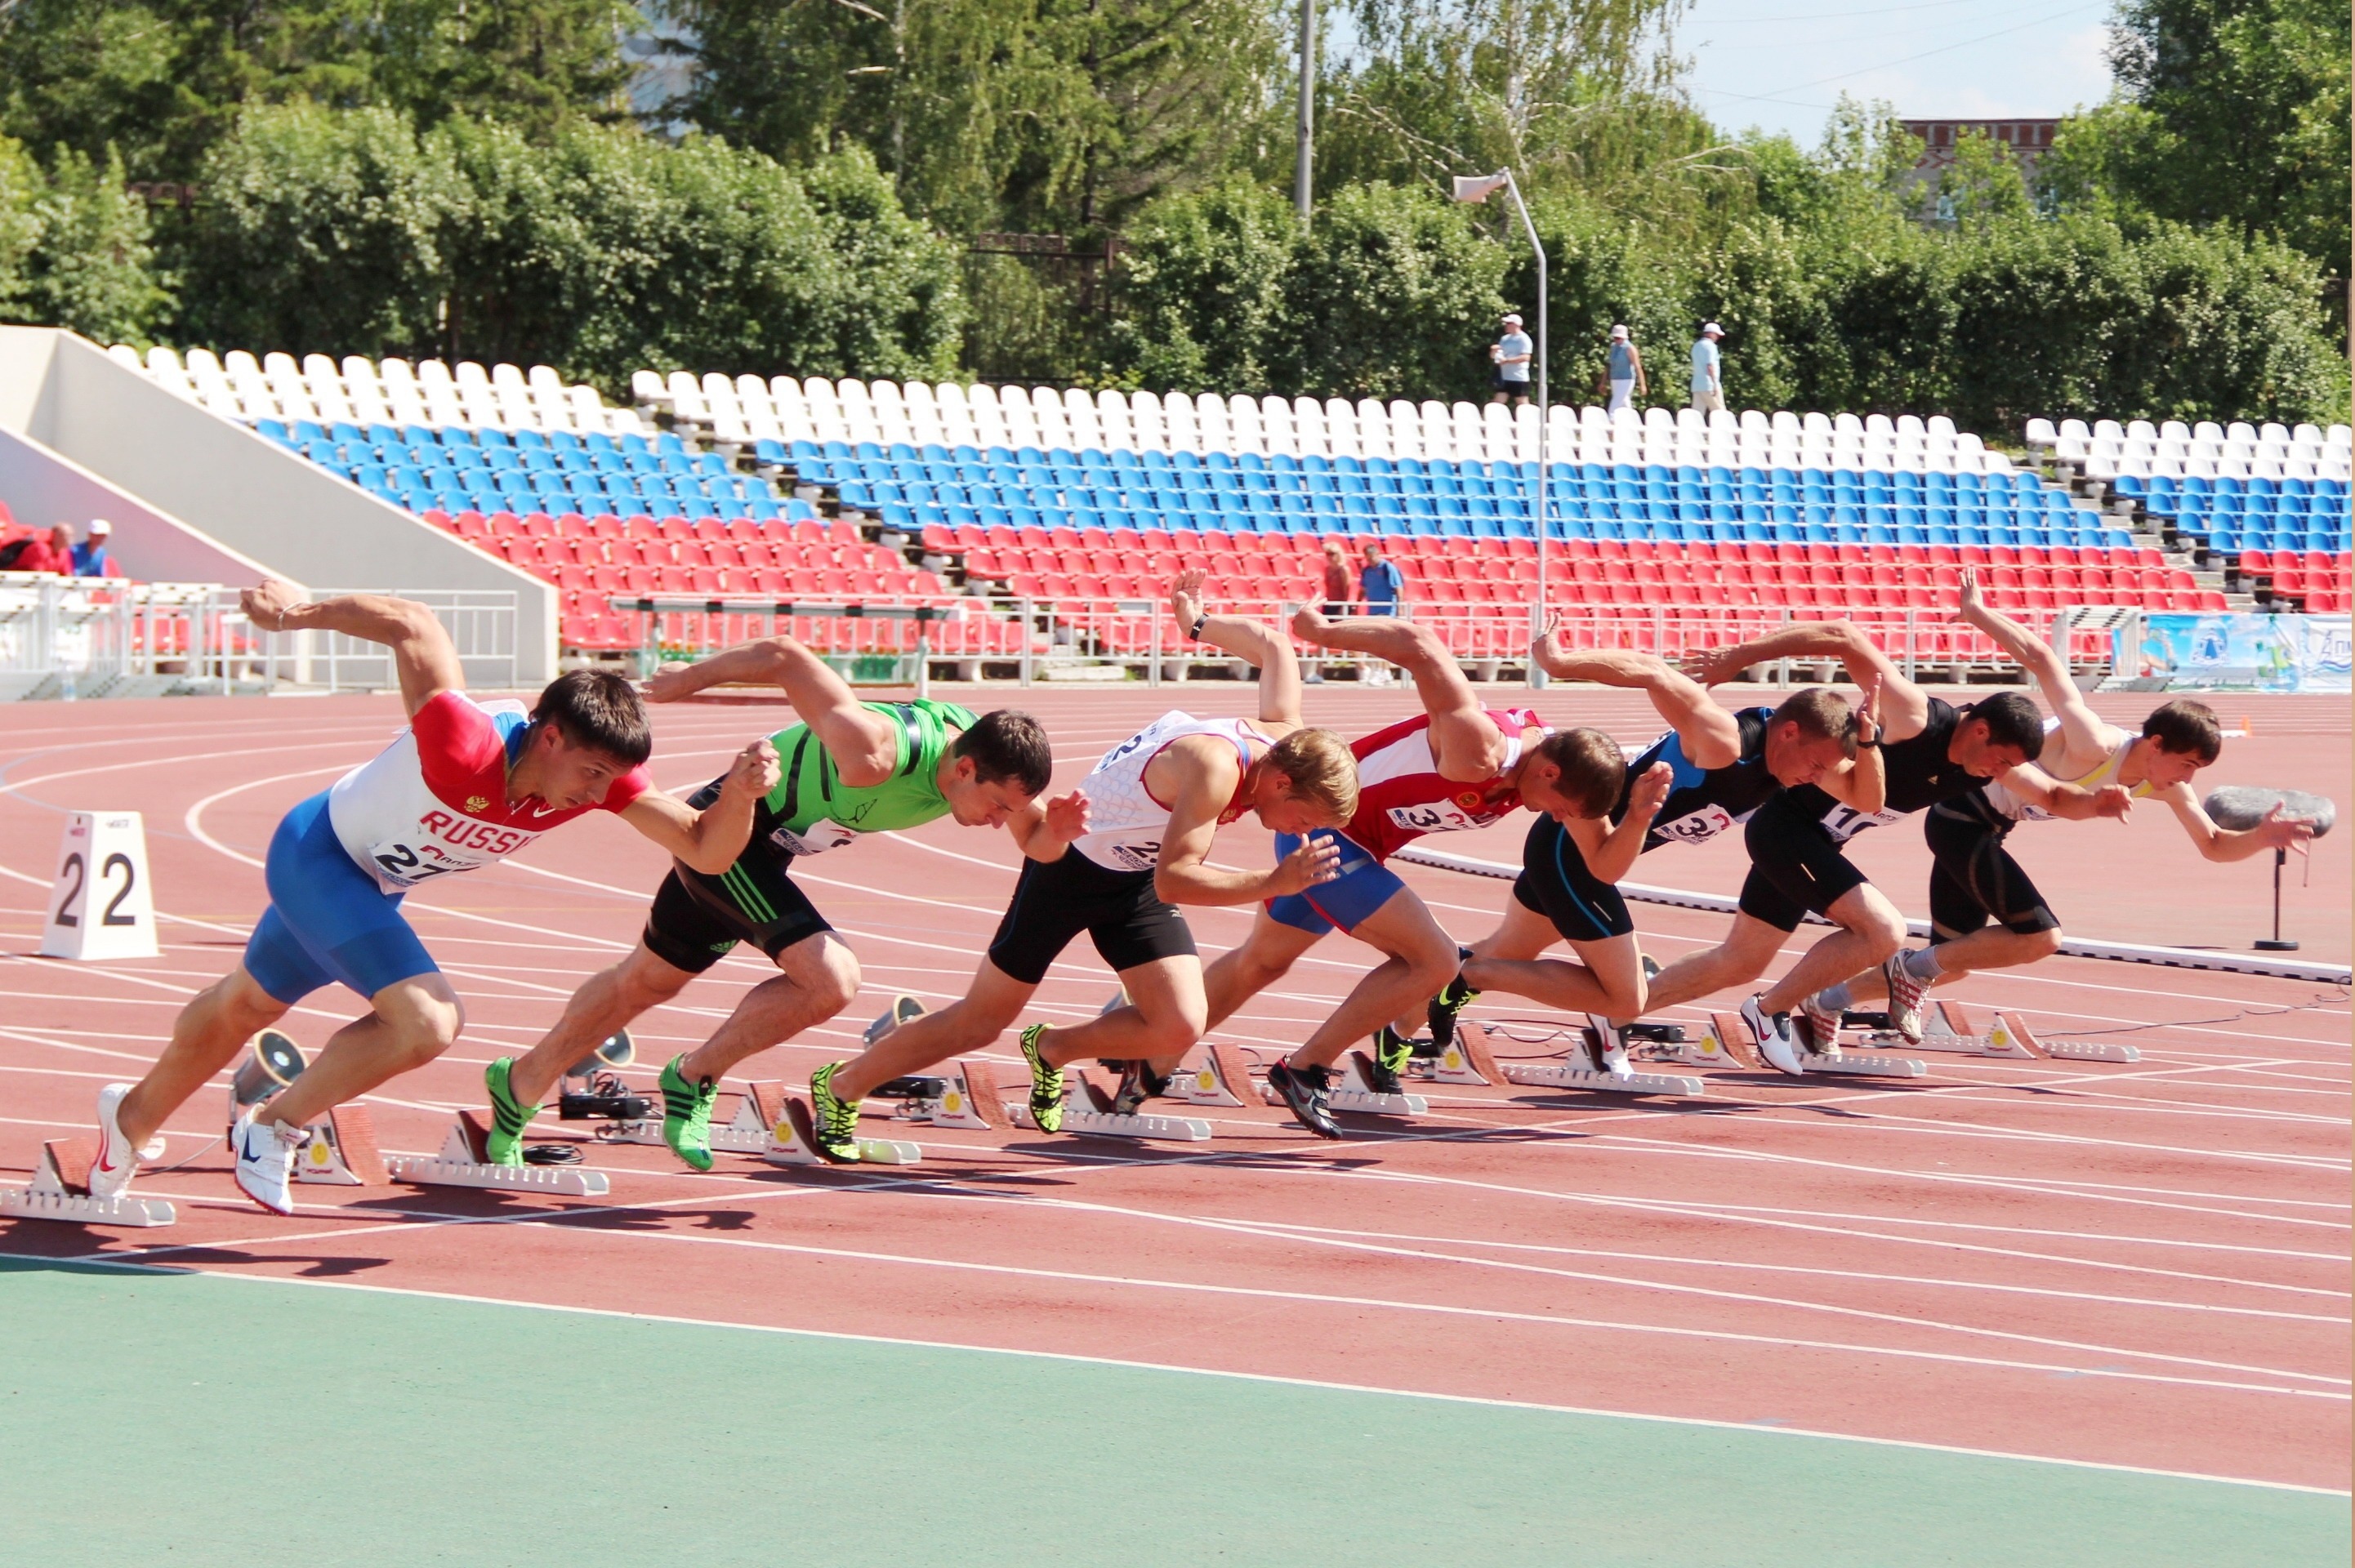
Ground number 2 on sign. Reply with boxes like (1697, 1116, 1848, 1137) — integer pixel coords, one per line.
(52, 851, 140, 928)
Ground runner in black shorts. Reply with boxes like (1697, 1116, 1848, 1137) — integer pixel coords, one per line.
(1435, 637, 1871, 1074)
(811, 570, 1360, 1154)
(482, 630, 1057, 1169)
(1660, 613, 2108, 1069)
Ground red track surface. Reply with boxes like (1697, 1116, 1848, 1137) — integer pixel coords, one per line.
(2, 688, 2347, 1490)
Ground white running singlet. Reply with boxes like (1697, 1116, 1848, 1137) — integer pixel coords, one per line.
(1070, 710, 1267, 872)
(1980, 723, 2154, 822)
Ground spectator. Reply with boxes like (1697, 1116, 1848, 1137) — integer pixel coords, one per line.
(0, 523, 74, 574)
(1358, 541, 1404, 686)
(1604, 324, 1646, 415)
(70, 518, 113, 577)
(1307, 540, 1356, 683)
(1689, 322, 1725, 413)
(1489, 311, 1532, 406)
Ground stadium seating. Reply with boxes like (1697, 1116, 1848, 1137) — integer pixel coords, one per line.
(121, 346, 648, 438)
(2028, 416, 2352, 555)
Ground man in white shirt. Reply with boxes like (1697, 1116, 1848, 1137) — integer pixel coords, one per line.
(1490, 312, 1532, 406)
(1689, 322, 1725, 413)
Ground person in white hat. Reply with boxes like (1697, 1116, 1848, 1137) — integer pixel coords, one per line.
(1604, 323, 1646, 416)
(1489, 311, 1532, 406)
(1689, 322, 1726, 414)
(70, 518, 113, 578)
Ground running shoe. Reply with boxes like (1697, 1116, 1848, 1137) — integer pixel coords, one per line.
(89, 1083, 163, 1200)
(483, 1057, 540, 1167)
(1586, 1015, 1635, 1080)
(231, 1112, 306, 1215)
(658, 1054, 720, 1171)
(1264, 1060, 1344, 1139)
(1882, 952, 1928, 1043)
(1108, 1059, 1171, 1116)
(1018, 1025, 1065, 1134)
(1367, 1026, 1417, 1094)
(1795, 991, 1843, 1056)
(807, 1062, 863, 1164)
(1740, 994, 1807, 1077)
(1425, 947, 1479, 1051)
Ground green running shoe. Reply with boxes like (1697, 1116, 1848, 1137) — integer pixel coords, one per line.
(808, 1062, 863, 1164)
(483, 1057, 539, 1167)
(1018, 1024, 1064, 1134)
(658, 1054, 720, 1171)
(1367, 1026, 1417, 1094)
(1426, 947, 1481, 1052)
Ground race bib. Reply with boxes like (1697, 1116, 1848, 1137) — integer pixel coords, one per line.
(1104, 840, 1161, 872)
(770, 818, 863, 857)
(1652, 804, 1737, 846)
(1820, 803, 1905, 844)
(367, 834, 498, 888)
(1387, 801, 1488, 835)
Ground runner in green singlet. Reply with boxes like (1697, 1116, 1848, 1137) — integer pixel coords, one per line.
(481, 633, 1064, 1169)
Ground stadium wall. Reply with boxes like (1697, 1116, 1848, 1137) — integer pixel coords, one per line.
(0, 421, 279, 587)
(0, 328, 560, 683)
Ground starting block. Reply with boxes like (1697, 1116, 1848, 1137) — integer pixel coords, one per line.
(293, 1106, 390, 1186)
(1424, 1022, 1706, 1099)
(0, 1138, 175, 1227)
(390, 1111, 613, 1196)
(1850, 1002, 2141, 1065)
(864, 996, 1211, 1142)
(1163, 1042, 1259, 1109)
(1706, 1012, 1925, 1079)
(734, 1082, 922, 1165)
(1303, 1052, 1426, 1118)
(1005, 1066, 1214, 1142)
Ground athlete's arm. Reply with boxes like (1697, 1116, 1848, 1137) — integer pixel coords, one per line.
(1567, 761, 1673, 884)
(1149, 737, 1338, 906)
(1005, 790, 1091, 862)
(1688, 620, 1929, 741)
(240, 582, 461, 719)
(1814, 676, 1887, 813)
(645, 635, 900, 786)
(1293, 604, 1505, 779)
(617, 739, 782, 874)
(1536, 629, 1740, 770)
(1172, 569, 1304, 733)
(1956, 569, 2114, 761)
(1996, 764, 2132, 823)
(2157, 784, 2317, 862)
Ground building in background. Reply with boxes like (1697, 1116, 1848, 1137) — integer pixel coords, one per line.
(1902, 118, 2061, 185)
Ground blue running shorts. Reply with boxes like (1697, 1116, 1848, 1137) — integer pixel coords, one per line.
(240, 791, 439, 1004)
(1265, 831, 1409, 936)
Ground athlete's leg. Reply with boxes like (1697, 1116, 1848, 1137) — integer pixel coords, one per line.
(116, 966, 290, 1149)
(828, 957, 1037, 1102)
(678, 932, 860, 1080)
(1756, 881, 1907, 1014)
(1288, 608, 1500, 775)
(1201, 910, 1324, 1034)
(1465, 906, 1646, 1021)
(506, 940, 700, 1107)
(1639, 913, 1791, 1016)
(1033, 954, 1208, 1068)
(1288, 888, 1461, 1069)
(260, 972, 467, 1129)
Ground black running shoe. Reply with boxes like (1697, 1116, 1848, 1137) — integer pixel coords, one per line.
(1426, 947, 1481, 1053)
(1264, 1060, 1344, 1139)
(1108, 1059, 1173, 1116)
(1367, 1026, 1416, 1094)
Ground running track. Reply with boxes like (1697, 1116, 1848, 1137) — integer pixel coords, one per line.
(1, 688, 2347, 1562)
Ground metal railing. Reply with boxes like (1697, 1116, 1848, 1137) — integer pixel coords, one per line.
(262, 590, 520, 693)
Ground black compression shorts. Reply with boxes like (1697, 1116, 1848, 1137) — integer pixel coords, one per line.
(1512, 814, 1635, 942)
(1738, 788, 1874, 933)
(1924, 805, 2060, 942)
(985, 851, 1199, 987)
(642, 863, 832, 975)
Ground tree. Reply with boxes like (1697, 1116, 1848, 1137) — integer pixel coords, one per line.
(25, 145, 172, 342)
(1278, 180, 1508, 399)
(1113, 176, 1300, 391)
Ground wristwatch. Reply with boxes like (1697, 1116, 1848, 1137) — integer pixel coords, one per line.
(1189, 614, 1207, 640)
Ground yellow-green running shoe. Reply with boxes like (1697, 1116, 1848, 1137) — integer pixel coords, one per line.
(483, 1057, 539, 1167)
(1367, 1026, 1417, 1094)
(808, 1062, 863, 1164)
(1018, 1024, 1064, 1134)
(1425, 947, 1480, 1052)
(658, 1054, 720, 1171)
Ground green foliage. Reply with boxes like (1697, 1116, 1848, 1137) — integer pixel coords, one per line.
(25, 145, 172, 342)
(1114, 177, 1300, 392)
(0, 139, 44, 318)
(1281, 181, 1509, 399)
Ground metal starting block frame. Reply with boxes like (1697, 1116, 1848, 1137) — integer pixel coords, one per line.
(1703, 1012, 1927, 1078)
(1848, 1001, 2141, 1064)
(1006, 1065, 1215, 1142)
(391, 1111, 613, 1196)
(1162, 1042, 1260, 1109)
(864, 996, 1212, 1142)
(0, 1138, 175, 1227)
(1323, 1052, 1427, 1117)
(602, 1083, 923, 1165)
(1421, 1022, 1706, 1099)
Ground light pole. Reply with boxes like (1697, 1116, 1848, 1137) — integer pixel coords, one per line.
(1452, 168, 1547, 688)
(1295, 0, 1316, 220)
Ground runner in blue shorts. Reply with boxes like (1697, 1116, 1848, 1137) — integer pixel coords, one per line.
(87, 581, 778, 1214)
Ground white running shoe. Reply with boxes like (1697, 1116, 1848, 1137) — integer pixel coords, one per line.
(1795, 992, 1844, 1057)
(1586, 1014, 1635, 1079)
(232, 1113, 308, 1215)
(1882, 952, 1928, 1043)
(89, 1083, 164, 1200)
(1741, 995, 1807, 1076)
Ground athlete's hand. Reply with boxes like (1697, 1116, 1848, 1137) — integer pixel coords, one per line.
(2250, 800, 2317, 854)
(1956, 568, 1985, 621)
(1855, 674, 1884, 747)
(1266, 833, 1344, 896)
(1624, 760, 1673, 821)
(1528, 612, 1563, 672)
(1169, 568, 1207, 635)
(720, 738, 781, 800)
(240, 579, 302, 632)
(1289, 604, 1335, 644)
(1041, 788, 1091, 845)
(2092, 783, 2133, 821)
(643, 662, 710, 704)
(1682, 647, 1746, 687)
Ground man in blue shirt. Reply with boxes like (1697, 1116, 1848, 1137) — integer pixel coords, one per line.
(1490, 313, 1532, 406)
(1689, 322, 1725, 413)
(1357, 542, 1406, 685)
(69, 519, 112, 577)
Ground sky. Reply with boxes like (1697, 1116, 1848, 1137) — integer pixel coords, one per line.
(1675, 0, 2120, 147)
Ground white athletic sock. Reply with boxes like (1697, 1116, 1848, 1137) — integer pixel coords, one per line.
(1903, 947, 1946, 982)
(1815, 982, 1853, 1013)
